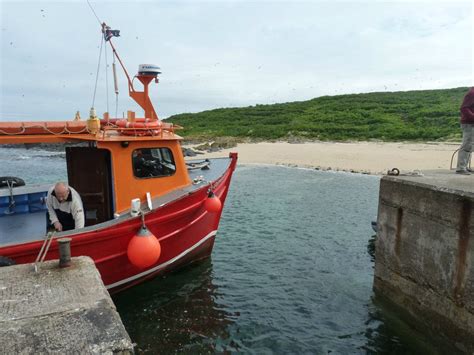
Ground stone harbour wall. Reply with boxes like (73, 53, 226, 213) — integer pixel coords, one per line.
(0, 256, 134, 354)
(374, 172, 473, 353)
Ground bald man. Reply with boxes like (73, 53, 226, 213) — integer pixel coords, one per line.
(46, 182, 85, 232)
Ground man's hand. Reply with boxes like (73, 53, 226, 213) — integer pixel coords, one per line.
(53, 221, 63, 232)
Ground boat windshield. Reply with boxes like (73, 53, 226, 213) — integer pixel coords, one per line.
(132, 148, 176, 179)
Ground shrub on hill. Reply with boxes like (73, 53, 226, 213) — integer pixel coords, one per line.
(167, 87, 468, 141)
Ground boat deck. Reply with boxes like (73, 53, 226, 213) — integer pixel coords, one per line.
(0, 157, 232, 247)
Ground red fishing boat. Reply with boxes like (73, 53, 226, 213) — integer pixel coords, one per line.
(0, 23, 237, 293)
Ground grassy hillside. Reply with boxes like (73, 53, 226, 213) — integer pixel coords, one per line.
(167, 87, 468, 141)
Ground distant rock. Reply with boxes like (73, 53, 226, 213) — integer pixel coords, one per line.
(182, 147, 203, 157)
(194, 139, 237, 153)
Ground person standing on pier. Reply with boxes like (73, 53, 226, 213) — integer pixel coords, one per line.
(46, 182, 85, 231)
(456, 87, 474, 175)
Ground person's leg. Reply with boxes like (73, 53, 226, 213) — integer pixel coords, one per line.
(456, 124, 473, 172)
(470, 125, 474, 170)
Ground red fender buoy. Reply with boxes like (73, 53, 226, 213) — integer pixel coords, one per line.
(205, 191, 222, 213)
(127, 225, 161, 269)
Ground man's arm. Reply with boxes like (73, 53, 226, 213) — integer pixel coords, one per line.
(46, 190, 63, 231)
(46, 190, 59, 225)
(71, 195, 85, 229)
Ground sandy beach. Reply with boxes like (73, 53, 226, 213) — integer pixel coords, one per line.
(190, 141, 463, 175)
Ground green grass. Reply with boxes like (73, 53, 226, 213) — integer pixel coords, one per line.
(167, 87, 467, 141)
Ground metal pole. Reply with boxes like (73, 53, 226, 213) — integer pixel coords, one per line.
(58, 238, 72, 268)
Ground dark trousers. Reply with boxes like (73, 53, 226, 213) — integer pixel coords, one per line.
(46, 209, 75, 232)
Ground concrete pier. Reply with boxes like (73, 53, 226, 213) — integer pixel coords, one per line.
(0, 256, 133, 354)
(374, 170, 473, 352)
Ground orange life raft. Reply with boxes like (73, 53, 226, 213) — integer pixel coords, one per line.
(115, 118, 162, 136)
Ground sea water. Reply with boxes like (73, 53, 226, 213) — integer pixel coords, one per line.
(113, 165, 443, 354)
(0, 147, 67, 184)
(0, 148, 442, 353)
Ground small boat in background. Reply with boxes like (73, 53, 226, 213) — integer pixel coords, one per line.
(0, 23, 237, 293)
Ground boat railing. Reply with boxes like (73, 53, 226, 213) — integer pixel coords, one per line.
(0, 121, 89, 136)
(0, 120, 182, 139)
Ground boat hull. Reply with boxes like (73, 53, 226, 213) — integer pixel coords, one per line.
(0, 153, 237, 294)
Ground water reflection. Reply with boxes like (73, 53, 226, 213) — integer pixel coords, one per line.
(113, 259, 237, 354)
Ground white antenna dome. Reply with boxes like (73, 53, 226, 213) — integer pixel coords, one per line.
(138, 64, 161, 76)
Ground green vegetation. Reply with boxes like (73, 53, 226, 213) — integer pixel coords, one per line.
(167, 87, 468, 142)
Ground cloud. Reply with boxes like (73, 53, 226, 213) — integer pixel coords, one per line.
(1, 1, 472, 121)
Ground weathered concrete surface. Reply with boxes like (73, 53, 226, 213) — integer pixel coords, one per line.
(0, 256, 134, 354)
(374, 170, 473, 353)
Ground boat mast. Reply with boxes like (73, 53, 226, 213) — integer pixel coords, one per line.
(102, 23, 159, 121)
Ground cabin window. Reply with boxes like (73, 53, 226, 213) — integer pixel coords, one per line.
(132, 148, 176, 178)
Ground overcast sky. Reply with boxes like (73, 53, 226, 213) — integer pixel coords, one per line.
(0, 0, 472, 121)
